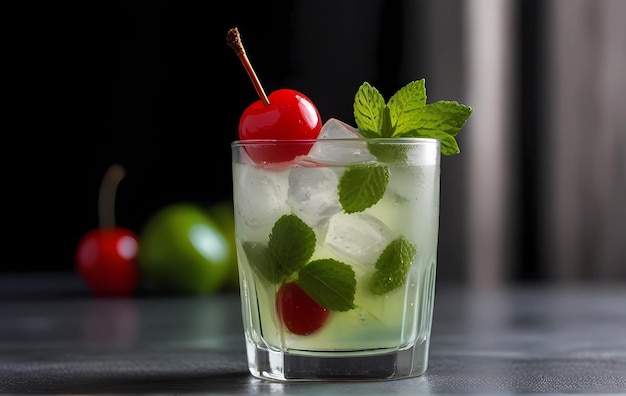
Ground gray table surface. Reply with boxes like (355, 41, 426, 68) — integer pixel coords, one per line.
(1, 272, 625, 395)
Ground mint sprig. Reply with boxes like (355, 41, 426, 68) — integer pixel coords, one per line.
(353, 79, 472, 155)
(369, 236, 417, 295)
(242, 214, 357, 311)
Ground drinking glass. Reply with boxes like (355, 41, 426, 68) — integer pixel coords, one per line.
(231, 137, 440, 381)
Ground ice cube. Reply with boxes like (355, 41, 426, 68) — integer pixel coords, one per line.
(233, 163, 289, 230)
(318, 118, 362, 139)
(324, 212, 394, 266)
(286, 167, 341, 227)
(308, 118, 376, 164)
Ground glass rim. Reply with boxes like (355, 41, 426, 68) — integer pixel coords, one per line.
(231, 137, 440, 147)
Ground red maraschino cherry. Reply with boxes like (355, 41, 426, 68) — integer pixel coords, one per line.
(227, 27, 322, 163)
(75, 164, 140, 297)
(276, 281, 330, 336)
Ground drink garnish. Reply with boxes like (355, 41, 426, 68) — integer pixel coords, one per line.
(297, 259, 357, 312)
(369, 236, 417, 295)
(338, 79, 472, 213)
(354, 79, 472, 155)
(242, 241, 278, 282)
(242, 214, 357, 311)
(267, 214, 316, 280)
(338, 164, 390, 214)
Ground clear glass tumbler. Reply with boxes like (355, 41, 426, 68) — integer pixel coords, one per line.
(231, 137, 440, 381)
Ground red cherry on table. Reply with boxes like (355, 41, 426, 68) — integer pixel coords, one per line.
(75, 164, 140, 297)
(276, 281, 330, 336)
(75, 227, 140, 296)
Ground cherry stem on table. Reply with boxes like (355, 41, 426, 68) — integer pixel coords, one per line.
(227, 27, 270, 106)
(98, 164, 125, 229)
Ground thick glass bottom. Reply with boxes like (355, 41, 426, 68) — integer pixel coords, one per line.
(246, 339, 430, 382)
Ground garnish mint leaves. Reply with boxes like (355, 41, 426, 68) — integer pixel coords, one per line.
(418, 130, 460, 156)
(370, 237, 417, 295)
(388, 79, 427, 134)
(353, 80, 472, 155)
(353, 81, 386, 137)
(267, 214, 316, 281)
(297, 259, 356, 312)
(401, 100, 473, 138)
(338, 164, 389, 213)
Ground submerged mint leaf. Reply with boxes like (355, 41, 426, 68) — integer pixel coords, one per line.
(242, 241, 281, 283)
(353, 82, 385, 137)
(297, 259, 356, 312)
(366, 141, 411, 163)
(370, 236, 417, 295)
(268, 214, 316, 280)
(338, 164, 389, 213)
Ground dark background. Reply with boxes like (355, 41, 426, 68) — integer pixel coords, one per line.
(4, 1, 545, 280)
(4, 1, 304, 272)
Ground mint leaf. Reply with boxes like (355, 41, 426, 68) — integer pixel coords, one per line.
(417, 130, 460, 156)
(387, 79, 427, 137)
(242, 241, 281, 283)
(338, 164, 389, 213)
(396, 100, 472, 139)
(404, 130, 461, 155)
(297, 259, 356, 312)
(352, 80, 472, 155)
(268, 214, 316, 280)
(381, 106, 394, 138)
(366, 142, 411, 163)
(369, 237, 417, 295)
(353, 82, 385, 137)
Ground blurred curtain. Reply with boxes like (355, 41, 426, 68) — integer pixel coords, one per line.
(288, 0, 625, 284)
(464, 0, 517, 287)
(463, 0, 626, 284)
(541, 0, 626, 280)
(399, 0, 473, 283)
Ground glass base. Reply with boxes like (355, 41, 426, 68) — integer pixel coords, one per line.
(246, 339, 430, 382)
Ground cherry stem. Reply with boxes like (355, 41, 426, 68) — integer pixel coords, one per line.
(227, 27, 270, 106)
(98, 164, 125, 229)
